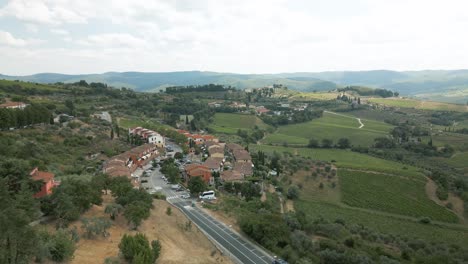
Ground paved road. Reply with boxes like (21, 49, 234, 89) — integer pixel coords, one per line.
(145, 165, 274, 264)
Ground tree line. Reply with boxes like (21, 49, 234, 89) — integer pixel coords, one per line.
(165, 84, 235, 94)
(0, 104, 51, 130)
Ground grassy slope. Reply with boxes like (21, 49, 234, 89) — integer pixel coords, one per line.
(339, 170, 458, 222)
(262, 112, 392, 147)
(208, 113, 270, 134)
(295, 200, 468, 247)
(118, 117, 173, 131)
(368, 97, 467, 112)
(250, 145, 423, 178)
(0, 79, 67, 92)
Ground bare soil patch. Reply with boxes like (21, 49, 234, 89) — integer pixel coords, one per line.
(425, 178, 465, 223)
(63, 194, 232, 264)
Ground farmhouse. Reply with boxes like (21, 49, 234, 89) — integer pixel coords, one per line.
(30, 167, 60, 198)
(233, 149, 251, 163)
(233, 161, 254, 177)
(204, 157, 223, 172)
(184, 164, 212, 184)
(221, 170, 244, 182)
(129, 127, 165, 147)
(208, 145, 225, 159)
(0, 101, 28, 109)
(255, 106, 270, 115)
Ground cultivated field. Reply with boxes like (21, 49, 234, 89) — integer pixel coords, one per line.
(432, 133, 468, 151)
(289, 91, 339, 101)
(291, 169, 468, 247)
(262, 111, 392, 147)
(208, 113, 270, 134)
(250, 145, 424, 178)
(367, 97, 467, 112)
(339, 170, 458, 222)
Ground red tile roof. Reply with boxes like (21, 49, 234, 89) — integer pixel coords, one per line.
(0, 101, 27, 108)
(30, 168, 55, 182)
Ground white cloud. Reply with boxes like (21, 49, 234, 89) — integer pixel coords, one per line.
(50, 28, 69, 35)
(0, 30, 27, 46)
(1, 0, 468, 74)
(0, 0, 87, 24)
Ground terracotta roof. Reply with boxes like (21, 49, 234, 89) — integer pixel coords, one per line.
(233, 161, 253, 176)
(204, 157, 223, 170)
(205, 141, 218, 148)
(208, 146, 224, 155)
(30, 168, 55, 182)
(233, 149, 251, 161)
(221, 170, 244, 182)
(0, 101, 27, 108)
(226, 143, 244, 151)
(202, 135, 216, 141)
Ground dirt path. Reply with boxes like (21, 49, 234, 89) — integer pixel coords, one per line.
(357, 118, 364, 128)
(324, 110, 364, 129)
(425, 178, 466, 223)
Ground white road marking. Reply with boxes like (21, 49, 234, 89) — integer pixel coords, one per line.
(188, 208, 271, 264)
(182, 208, 266, 264)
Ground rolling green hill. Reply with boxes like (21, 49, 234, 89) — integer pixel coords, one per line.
(3, 69, 468, 103)
(262, 111, 393, 147)
(208, 113, 270, 134)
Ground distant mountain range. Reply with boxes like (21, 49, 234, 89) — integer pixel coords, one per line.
(2, 70, 468, 104)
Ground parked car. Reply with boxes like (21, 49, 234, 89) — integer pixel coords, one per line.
(272, 258, 288, 264)
(141, 179, 148, 183)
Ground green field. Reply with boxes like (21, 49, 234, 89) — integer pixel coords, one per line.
(250, 144, 424, 178)
(295, 199, 468, 247)
(368, 97, 467, 112)
(432, 133, 468, 151)
(208, 113, 270, 134)
(289, 92, 339, 101)
(262, 111, 392, 147)
(339, 170, 458, 222)
(0, 79, 67, 92)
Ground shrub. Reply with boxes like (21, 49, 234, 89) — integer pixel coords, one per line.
(166, 207, 172, 216)
(49, 229, 76, 262)
(287, 185, 300, 200)
(344, 237, 355, 248)
(119, 233, 157, 263)
(80, 217, 112, 239)
(419, 217, 431, 224)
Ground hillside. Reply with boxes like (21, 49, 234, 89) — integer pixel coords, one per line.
(3, 70, 468, 103)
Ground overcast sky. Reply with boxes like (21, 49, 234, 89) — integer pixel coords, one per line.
(1, 0, 468, 75)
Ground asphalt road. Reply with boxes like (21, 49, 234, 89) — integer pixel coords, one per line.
(145, 164, 274, 264)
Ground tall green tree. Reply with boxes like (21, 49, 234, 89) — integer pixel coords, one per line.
(188, 176, 206, 195)
(124, 201, 151, 229)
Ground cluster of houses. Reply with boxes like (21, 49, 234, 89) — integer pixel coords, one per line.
(181, 138, 254, 185)
(177, 129, 219, 146)
(176, 129, 253, 184)
(103, 143, 160, 179)
(128, 127, 165, 147)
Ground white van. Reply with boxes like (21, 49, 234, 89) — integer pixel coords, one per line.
(199, 190, 216, 200)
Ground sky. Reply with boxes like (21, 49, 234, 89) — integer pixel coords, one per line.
(1, 0, 468, 75)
